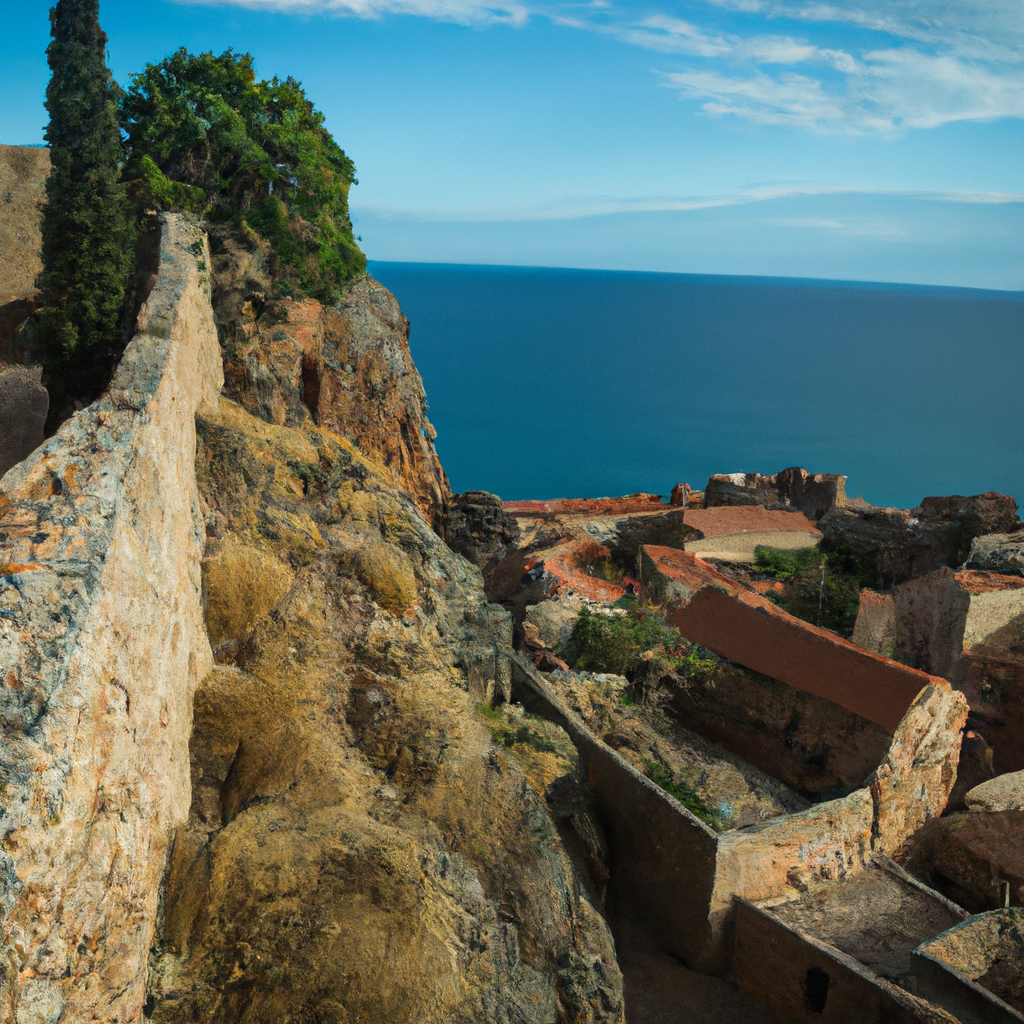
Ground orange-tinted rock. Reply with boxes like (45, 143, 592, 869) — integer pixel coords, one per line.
(504, 493, 667, 516)
(212, 230, 450, 530)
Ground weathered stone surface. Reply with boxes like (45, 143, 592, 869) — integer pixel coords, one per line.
(444, 490, 520, 576)
(0, 214, 220, 1022)
(967, 531, 1024, 575)
(148, 395, 623, 1023)
(907, 811, 1024, 913)
(966, 770, 1024, 813)
(820, 492, 1020, 588)
(852, 589, 898, 657)
(704, 467, 847, 521)
(505, 493, 668, 516)
(211, 229, 450, 529)
(0, 365, 48, 477)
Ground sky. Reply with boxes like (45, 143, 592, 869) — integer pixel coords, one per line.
(2, 0, 1023, 288)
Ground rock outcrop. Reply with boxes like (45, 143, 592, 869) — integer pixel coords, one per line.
(210, 229, 450, 529)
(444, 490, 521, 576)
(0, 214, 221, 1022)
(820, 492, 1020, 588)
(0, 365, 47, 476)
(967, 531, 1024, 575)
(704, 467, 847, 521)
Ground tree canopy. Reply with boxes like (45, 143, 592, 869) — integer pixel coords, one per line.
(120, 48, 365, 303)
(34, 0, 135, 401)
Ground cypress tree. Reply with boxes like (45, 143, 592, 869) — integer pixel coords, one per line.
(34, 0, 134, 403)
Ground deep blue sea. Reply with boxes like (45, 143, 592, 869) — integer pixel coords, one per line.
(367, 262, 1024, 510)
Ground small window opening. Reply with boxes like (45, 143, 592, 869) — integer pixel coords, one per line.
(803, 966, 831, 1014)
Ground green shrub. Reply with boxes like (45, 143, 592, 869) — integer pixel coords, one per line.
(562, 607, 684, 678)
(645, 762, 721, 828)
(754, 543, 878, 637)
(120, 48, 365, 303)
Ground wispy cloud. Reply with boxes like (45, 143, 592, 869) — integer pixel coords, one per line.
(173, 0, 530, 25)
(175, 0, 1024, 132)
(356, 187, 1024, 223)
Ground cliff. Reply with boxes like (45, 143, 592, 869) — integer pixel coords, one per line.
(0, 216, 623, 1023)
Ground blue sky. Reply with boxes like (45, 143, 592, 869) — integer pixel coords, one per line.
(3, 0, 1023, 287)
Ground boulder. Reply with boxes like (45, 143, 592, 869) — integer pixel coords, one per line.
(444, 490, 520, 576)
(966, 770, 1024, 813)
(820, 492, 1020, 588)
(852, 589, 897, 657)
(0, 365, 48, 477)
(967, 532, 1024, 575)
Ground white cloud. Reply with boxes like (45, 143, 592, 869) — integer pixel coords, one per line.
(173, 0, 529, 25)
(177, 0, 1024, 133)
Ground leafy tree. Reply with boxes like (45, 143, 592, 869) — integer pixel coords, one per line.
(120, 49, 365, 303)
(33, 0, 135, 403)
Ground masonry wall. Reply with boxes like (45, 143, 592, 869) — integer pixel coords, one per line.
(0, 214, 221, 1023)
(641, 545, 943, 733)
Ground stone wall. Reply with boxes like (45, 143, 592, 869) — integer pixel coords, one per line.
(641, 546, 941, 732)
(0, 214, 221, 1023)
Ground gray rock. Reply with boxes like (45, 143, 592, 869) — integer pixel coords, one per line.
(444, 490, 520, 576)
(966, 532, 1024, 575)
(0, 365, 48, 479)
(965, 770, 1024, 812)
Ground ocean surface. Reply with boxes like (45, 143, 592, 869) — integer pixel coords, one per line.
(367, 261, 1024, 510)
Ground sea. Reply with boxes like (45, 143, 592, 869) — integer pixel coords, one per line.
(367, 262, 1024, 511)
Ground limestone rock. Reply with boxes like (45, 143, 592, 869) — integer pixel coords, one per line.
(967, 531, 1024, 575)
(444, 490, 520, 576)
(966, 770, 1024, 813)
(0, 214, 220, 1023)
(820, 492, 1020, 588)
(907, 811, 1024, 914)
(0, 365, 48, 477)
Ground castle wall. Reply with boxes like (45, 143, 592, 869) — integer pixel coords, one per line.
(0, 214, 221, 1023)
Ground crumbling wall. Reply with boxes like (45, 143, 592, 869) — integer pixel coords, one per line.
(641, 546, 941, 732)
(0, 214, 221, 1023)
(704, 467, 847, 521)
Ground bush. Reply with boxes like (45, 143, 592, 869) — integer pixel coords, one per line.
(562, 607, 684, 678)
(120, 48, 365, 303)
(754, 543, 879, 637)
(645, 762, 722, 828)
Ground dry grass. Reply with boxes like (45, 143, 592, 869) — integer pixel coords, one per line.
(204, 538, 294, 645)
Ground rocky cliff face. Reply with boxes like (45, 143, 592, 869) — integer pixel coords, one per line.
(210, 229, 451, 530)
(0, 214, 221, 1023)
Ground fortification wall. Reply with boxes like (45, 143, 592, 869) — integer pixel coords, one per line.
(0, 213, 222, 1022)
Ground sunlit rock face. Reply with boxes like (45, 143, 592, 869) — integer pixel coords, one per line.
(0, 214, 221, 1023)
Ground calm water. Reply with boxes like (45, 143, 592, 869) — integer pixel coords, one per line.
(367, 262, 1024, 510)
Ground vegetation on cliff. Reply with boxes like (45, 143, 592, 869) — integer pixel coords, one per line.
(121, 48, 365, 303)
(32, 0, 135, 404)
(754, 543, 878, 636)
